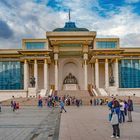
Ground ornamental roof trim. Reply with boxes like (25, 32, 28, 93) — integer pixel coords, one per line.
(53, 22, 89, 32)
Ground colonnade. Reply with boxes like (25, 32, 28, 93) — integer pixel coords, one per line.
(24, 59, 49, 90)
(93, 58, 119, 88)
(23, 57, 119, 91)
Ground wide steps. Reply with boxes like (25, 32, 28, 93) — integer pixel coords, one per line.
(2, 94, 140, 106)
(58, 90, 92, 105)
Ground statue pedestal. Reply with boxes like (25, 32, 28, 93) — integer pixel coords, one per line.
(28, 88, 37, 97)
(63, 84, 78, 90)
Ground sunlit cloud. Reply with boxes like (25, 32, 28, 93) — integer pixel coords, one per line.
(0, 0, 140, 48)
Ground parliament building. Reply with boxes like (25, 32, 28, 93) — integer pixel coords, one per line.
(0, 21, 140, 100)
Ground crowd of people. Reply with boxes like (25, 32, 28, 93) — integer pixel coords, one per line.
(90, 98, 108, 106)
(61, 95, 83, 107)
(37, 94, 84, 113)
(108, 96, 133, 139)
(37, 94, 68, 113)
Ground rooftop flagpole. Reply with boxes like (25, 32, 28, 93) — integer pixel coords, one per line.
(69, 9, 71, 21)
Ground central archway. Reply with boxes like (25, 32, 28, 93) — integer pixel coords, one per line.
(63, 62, 78, 82)
(59, 58, 83, 90)
(62, 62, 78, 90)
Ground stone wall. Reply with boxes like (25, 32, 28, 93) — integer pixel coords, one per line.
(0, 90, 27, 101)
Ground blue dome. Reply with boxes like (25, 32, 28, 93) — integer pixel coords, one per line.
(53, 22, 89, 32)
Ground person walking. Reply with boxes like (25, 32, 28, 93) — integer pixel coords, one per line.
(13, 101, 17, 112)
(127, 96, 133, 122)
(60, 100, 67, 113)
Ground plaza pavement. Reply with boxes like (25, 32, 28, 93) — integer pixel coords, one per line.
(0, 106, 60, 140)
(0, 104, 140, 140)
(59, 106, 140, 140)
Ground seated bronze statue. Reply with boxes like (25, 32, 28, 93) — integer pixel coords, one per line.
(63, 73, 78, 84)
(30, 76, 36, 87)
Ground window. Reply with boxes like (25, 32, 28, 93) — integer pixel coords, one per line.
(0, 62, 23, 90)
(119, 60, 140, 88)
(26, 42, 45, 49)
(96, 41, 117, 48)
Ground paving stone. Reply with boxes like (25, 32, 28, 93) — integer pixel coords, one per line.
(59, 106, 140, 140)
(0, 106, 60, 140)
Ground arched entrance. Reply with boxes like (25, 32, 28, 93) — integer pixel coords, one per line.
(62, 62, 79, 90)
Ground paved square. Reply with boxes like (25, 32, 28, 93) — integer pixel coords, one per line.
(59, 106, 140, 140)
(0, 106, 60, 140)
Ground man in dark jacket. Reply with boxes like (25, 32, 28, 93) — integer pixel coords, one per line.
(127, 96, 133, 122)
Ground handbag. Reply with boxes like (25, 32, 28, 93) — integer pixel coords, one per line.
(111, 111, 119, 125)
(108, 113, 112, 121)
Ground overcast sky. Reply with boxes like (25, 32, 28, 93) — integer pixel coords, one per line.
(0, 0, 140, 48)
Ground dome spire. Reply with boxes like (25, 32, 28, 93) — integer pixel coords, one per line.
(53, 9, 89, 32)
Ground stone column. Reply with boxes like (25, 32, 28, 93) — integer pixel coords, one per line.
(105, 59, 109, 88)
(54, 53, 58, 90)
(91, 64, 94, 85)
(34, 59, 38, 89)
(24, 59, 28, 90)
(114, 58, 119, 88)
(83, 53, 88, 90)
(44, 59, 48, 89)
(95, 59, 99, 88)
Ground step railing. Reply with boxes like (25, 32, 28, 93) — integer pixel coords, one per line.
(98, 88, 108, 96)
(92, 88, 99, 96)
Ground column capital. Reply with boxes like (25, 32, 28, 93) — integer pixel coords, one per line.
(83, 53, 88, 60)
(53, 45, 59, 53)
(82, 44, 88, 53)
(54, 53, 58, 60)
(34, 59, 37, 64)
(115, 58, 118, 63)
(44, 59, 48, 64)
(105, 58, 108, 63)
(24, 59, 27, 64)
(95, 59, 98, 63)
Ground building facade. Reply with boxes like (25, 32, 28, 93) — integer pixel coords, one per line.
(0, 21, 140, 100)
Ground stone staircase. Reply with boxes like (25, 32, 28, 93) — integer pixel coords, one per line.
(58, 90, 92, 105)
(2, 89, 140, 106)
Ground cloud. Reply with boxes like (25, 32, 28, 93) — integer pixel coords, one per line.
(0, 0, 14, 8)
(121, 33, 140, 47)
(0, 0, 140, 48)
(0, 20, 13, 39)
(125, 0, 140, 3)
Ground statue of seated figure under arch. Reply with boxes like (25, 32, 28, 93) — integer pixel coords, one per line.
(63, 73, 78, 84)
